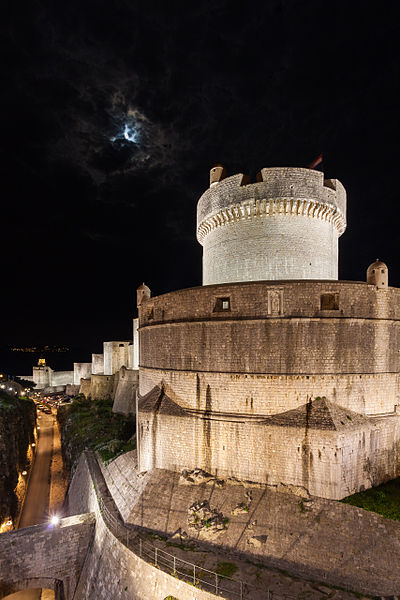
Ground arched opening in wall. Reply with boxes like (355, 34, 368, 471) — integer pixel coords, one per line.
(4, 589, 55, 600)
(0, 578, 61, 600)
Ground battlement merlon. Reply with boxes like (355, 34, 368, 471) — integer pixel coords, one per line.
(196, 167, 347, 244)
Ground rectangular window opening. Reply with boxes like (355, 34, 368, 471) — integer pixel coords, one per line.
(213, 297, 231, 312)
(320, 293, 339, 310)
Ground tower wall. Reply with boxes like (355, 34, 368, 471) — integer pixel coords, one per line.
(103, 341, 131, 376)
(91, 354, 104, 375)
(197, 168, 346, 284)
(138, 281, 400, 417)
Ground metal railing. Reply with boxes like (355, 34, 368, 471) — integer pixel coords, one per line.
(97, 494, 247, 598)
(85, 452, 298, 600)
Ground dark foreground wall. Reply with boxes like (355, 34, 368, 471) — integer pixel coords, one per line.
(0, 393, 36, 525)
(0, 513, 95, 599)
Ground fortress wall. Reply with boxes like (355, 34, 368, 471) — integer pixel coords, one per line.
(33, 366, 52, 388)
(138, 408, 400, 498)
(112, 367, 138, 415)
(197, 169, 345, 225)
(73, 363, 92, 386)
(91, 353, 104, 374)
(50, 371, 74, 386)
(133, 318, 139, 369)
(202, 214, 338, 283)
(139, 318, 400, 375)
(67, 454, 221, 600)
(139, 367, 399, 416)
(139, 280, 400, 327)
(66, 454, 400, 597)
(66, 384, 80, 396)
(79, 379, 91, 397)
(90, 374, 115, 400)
(0, 514, 95, 600)
(104, 341, 131, 375)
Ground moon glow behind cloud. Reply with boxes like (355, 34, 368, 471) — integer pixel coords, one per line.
(110, 118, 140, 145)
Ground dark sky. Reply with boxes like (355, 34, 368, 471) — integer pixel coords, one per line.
(1, 0, 399, 369)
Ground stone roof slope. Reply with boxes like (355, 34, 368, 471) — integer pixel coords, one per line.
(263, 397, 368, 430)
(138, 385, 187, 416)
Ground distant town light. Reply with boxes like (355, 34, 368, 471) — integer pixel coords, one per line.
(31, 443, 35, 447)
(21, 471, 27, 476)
(0, 519, 13, 533)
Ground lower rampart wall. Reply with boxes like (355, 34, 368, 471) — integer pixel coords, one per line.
(140, 367, 400, 416)
(138, 407, 400, 498)
(0, 514, 95, 600)
(67, 451, 400, 597)
(67, 453, 221, 600)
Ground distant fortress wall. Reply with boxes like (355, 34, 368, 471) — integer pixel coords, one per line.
(73, 363, 92, 386)
(91, 354, 104, 375)
(103, 341, 131, 375)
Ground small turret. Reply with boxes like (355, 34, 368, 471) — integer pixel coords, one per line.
(137, 282, 151, 307)
(210, 164, 226, 187)
(367, 259, 388, 289)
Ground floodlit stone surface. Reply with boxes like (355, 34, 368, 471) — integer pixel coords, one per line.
(197, 168, 346, 284)
(0, 514, 95, 599)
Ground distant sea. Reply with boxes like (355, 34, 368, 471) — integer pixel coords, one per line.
(0, 345, 96, 377)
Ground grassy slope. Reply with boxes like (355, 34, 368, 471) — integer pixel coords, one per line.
(341, 477, 400, 521)
(58, 395, 135, 467)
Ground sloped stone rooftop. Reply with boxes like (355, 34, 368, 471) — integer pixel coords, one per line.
(138, 385, 187, 416)
(262, 397, 368, 430)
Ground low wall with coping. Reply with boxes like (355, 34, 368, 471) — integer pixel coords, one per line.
(67, 452, 222, 600)
(0, 513, 95, 600)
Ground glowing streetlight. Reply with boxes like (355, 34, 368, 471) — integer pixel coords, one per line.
(50, 515, 60, 526)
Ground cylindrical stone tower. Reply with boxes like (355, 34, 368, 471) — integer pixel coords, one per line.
(197, 167, 346, 284)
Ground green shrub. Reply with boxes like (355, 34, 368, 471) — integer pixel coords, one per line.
(59, 395, 135, 467)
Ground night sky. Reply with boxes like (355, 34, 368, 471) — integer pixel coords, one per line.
(2, 0, 399, 372)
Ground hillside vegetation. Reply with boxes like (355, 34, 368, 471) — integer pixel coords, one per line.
(341, 478, 400, 521)
(58, 394, 135, 469)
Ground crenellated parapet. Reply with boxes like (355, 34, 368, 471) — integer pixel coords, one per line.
(197, 167, 347, 285)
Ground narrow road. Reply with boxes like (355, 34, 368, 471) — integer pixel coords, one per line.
(9, 410, 56, 600)
(19, 411, 53, 528)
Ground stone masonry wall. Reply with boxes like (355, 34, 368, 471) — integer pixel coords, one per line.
(104, 341, 131, 376)
(140, 366, 400, 416)
(112, 367, 138, 415)
(138, 402, 400, 498)
(89, 374, 115, 400)
(73, 363, 92, 386)
(138, 281, 400, 417)
(0, 513, 95, 600)
(196, 168, 346, 284)
(67, 453, 221, 600)
(71, 451, 400, 597)
(202, 213, 339, 283)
